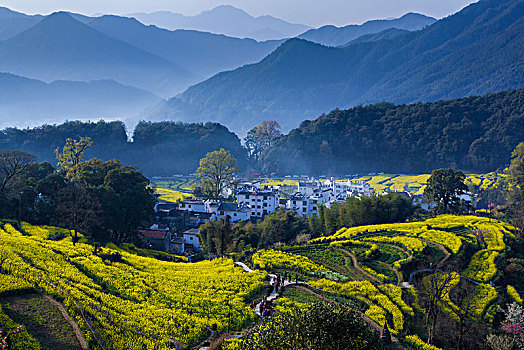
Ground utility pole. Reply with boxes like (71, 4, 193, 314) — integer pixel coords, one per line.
(18, 192, 22, 227)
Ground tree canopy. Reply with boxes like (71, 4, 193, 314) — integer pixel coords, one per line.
(0, 150, 35, 194)
(195, 148, 238, 199)
(245, 120, 282, 161)
(423, 169, 468, 213)
(238, 303, 380, 350)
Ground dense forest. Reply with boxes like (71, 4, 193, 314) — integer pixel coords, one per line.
(0, 120, 246, 176)
(0, 87, 522, 176)
(260, 88, 524, 175)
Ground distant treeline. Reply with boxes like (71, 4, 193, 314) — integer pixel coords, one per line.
(260, 88, 524, 175)
(0, 88, 522, 176)
(0, 120, 246, 176)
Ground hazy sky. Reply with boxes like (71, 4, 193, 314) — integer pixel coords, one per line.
(1, 0, 478, 27)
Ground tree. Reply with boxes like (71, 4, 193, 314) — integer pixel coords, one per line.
(100, 165, 156, 242)
(509, 142, 524, 191)
(256, 121, 281, 149)
(52, 157, 155, 243)
(55, 137, 93, 172)
(258, 209, 308, 248)
(419, 271, 459, 345)
(201, 218, 233, 257)
(54, 182, 100, 245)
(424, 169, 468, 213)
(196, 148, 238, 199)
(244, 121, 282, 161)
(0, 150, 36, 193)
(507, 142, 524, 233)
(238, 303, 380, 350)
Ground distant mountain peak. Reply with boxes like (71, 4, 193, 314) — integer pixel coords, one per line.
(159, 0, 524, 133)
(127, 6, 310, 41)
(298, 12, 437, 46)
(400, 12, 434, 19)
(207, 5, 249, 14)
(39, 11, 78, 26)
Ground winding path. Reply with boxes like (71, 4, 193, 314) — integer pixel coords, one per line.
(333, 247, 381, 283)
(235, 262, 404, 348)
(234, 262, 306, 316)
(42, 295, 89, 350)
(419, 239, 451, 267)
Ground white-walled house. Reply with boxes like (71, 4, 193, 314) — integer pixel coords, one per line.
(178, 198, 206, 213)
(287, 190, 330, 217)
(237, 188, 278, 218)
(216, 202, 251, 222)
(183, 228, 201, 251)
(178, 198, 219, 215)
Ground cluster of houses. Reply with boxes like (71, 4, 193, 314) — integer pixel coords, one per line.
(139, 178, 478, 255)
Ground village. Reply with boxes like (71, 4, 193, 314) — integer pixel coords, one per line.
(139, 177, 478, 256)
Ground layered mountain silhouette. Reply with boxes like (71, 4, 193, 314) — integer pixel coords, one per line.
(154, 0, 524, 133)
(342, 28, 411, 46)
(0, 73, 160, 128)
(128, 5, 311, 41)
(0, 7, 42, 40)
(87, 15, 281, 79)
(298, 12, 436, 47)
(0, 12, 195, 97)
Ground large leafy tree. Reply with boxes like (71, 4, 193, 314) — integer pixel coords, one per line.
(72, 159, 156, 242)
(196, 148, 238, 199)
(508, 142, 524, 197)
(244, 121, 281, 161)
(238, 303, 380, 350)
(0, 150, 36, 194)
(198, 218, 233, 256)
(55, 137, 93, 172)
(258, 209, 308, 248)
(424, 169, 468, 213)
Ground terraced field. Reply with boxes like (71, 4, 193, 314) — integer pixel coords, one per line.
(251, 215, 520, 345)
(0, 221, 265, 349)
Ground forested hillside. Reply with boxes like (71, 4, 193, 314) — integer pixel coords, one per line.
(0, 120, 246, 176)
(260, 88, 524, 174)
(158, 0, 524, 133)
(0, 88, 522, 176)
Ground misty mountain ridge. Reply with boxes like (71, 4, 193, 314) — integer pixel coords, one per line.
(0, 7, 42, 40)
(0, 72, 161, 129)
(87, 15, 282, 80)
(298, 12, 437, 47)
(0, 12, 196, 97)
(128, 5, 311, 41)
(151, 0, 524, 134)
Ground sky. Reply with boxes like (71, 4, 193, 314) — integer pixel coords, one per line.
(0, 0, 478, 27)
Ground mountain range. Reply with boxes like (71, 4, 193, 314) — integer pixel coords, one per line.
(0, 8, 285, 98)
(0, 73, 160, 129)
(0, 5, 441, 128)
(87, 15, 282, 81)
(128, 5, 311, 41)
(154, 0, 524, 133)
(298, 12, 436, 47)
(0, 12, 193, 97)
(0, 7, 42, 40)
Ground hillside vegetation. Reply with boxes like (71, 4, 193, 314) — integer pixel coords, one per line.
(1, 84, 523, 177)
(245, 215, 523, 349)
(260, 88, 524, 174)
(0, 120, 246, 176)
(0, 221, 264, 349)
